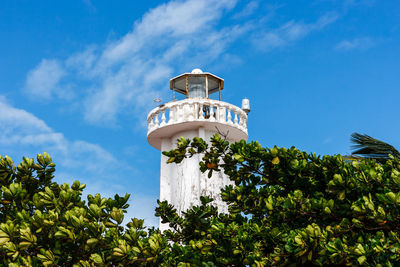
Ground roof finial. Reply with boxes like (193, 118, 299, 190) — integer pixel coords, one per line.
(191, 68, 203, 74)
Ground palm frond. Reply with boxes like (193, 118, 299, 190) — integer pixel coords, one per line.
(350, 132, 400, 161)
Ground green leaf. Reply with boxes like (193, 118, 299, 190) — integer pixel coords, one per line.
(272, 157, 280, 165)
(87, 238, 98, 245)
(0, 230, 9, 245)
(90, 253, 103, 264)
(233, 154, 244, 162)
(357, 256, 367, 265)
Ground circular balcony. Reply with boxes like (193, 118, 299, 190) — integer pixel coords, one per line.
(147, 99, 248, 150)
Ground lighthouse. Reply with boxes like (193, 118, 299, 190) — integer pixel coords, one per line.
(147, 69, 249, 230)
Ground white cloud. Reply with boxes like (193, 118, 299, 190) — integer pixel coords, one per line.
(82, 0, 96, 12)
(233, 1, 259, 19)
(24, 0, 339, 126)
(0, 97, 161, 223)
(79, 0, 240, 124)
(343, 0, 375, 8)
(0, 96, 50, 131)
(253, 13, 338, 51)
(0, 96, 117, 173)
(335, 37, 375, 51)
(23, 0, 246, 125)
(24, 59, 67, 100)
(65, 46, 98, 77)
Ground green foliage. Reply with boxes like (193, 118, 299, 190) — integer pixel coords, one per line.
(4, 135, 400, 266)
(159, 134, 400, 266)
(0, 153, 170, 266)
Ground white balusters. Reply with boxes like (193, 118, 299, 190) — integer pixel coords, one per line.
(209, 104, 215, 121)
(217, 106, 221, 122)
(239, 114, 244, 126)
(219, 106, 226, 122)
(227, 108, 232, 124)
(234, 111, 238, 125)
(160, 111, 166, 126)
(177, 104, 183, 123)
(199, 103, 204, 120)
(173, 106, 178, 123)
(188, 102, 194, 120)
(193, 103, 198, 120)
(147, 99, 248, 134)
(154, 113, 159, 127)
(169, 107, 174, 124)
(242, 116, 248, 132)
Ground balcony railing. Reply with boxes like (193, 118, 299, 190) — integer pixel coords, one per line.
(147, 99, 248, 135)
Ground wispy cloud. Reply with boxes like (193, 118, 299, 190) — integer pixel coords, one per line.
(0, 96, 117, 173)
(233, 1, 259, 19)
(24, 0, 338, 127)
(335, 37, 375, 51)
(252, 13, 338, 51)
(24, 59, 68, 100)
(82, 0, 96, 12)
(343, 0, 375, 8)
(79, 0, 240, 124)
(24, 0, 242, 125)
(0, 96, 159, 223)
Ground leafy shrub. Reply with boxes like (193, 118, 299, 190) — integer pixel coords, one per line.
(3, 135, 400, 266)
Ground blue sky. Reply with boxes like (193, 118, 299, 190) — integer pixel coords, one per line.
(1, 0, 399, 226)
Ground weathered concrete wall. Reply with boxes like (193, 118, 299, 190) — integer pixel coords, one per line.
(159, 127, 235, 231)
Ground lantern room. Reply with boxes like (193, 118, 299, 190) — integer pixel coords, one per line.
(170, 68, 224, 100)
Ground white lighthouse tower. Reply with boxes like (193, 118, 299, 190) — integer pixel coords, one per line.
(147, 69, 249, 230)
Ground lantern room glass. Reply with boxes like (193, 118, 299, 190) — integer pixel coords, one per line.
(188, 76, 206, 98)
